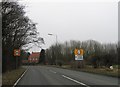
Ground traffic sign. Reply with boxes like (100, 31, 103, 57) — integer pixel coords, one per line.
(75, 55, 83, 60)
(14, 49, 20, 56)
(74, 49, 78, 55)
(80, 49, 84, 55)
(74, 48, 84, 60)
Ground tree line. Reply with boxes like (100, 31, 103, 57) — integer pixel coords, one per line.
(2, 0, 43, 73)
(46, 40, 118, 68)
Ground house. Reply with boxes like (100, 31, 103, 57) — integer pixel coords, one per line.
(28, 52, 40, 64)
(22, 60, 28, 64)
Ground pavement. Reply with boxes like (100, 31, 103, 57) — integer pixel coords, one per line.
(17, 66, 119, 86)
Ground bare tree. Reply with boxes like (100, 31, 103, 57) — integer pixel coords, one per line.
(2, 0, 44, 72)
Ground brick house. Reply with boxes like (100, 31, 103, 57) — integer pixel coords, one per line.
(28, 52, 40, 64)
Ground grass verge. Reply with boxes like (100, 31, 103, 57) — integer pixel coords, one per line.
(48, 65, 120, 78)
(78, 67, 119, 77)
(2, 67, 26, 86)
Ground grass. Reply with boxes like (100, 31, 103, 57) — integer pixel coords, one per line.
(78, 66, 119, 77)
(50, 65, 119, 77)
(2, 67, 26, 86)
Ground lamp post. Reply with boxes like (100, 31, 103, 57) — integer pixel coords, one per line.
(48, 34, 57, 44)
(48, 33, 58, 65)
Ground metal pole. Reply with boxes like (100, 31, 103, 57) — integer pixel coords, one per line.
(16, 57, 18, 69)
(56, 35, 57, 65)
(48, 33, 58, 65)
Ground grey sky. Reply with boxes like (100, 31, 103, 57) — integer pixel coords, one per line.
(20, 0, 118, 52)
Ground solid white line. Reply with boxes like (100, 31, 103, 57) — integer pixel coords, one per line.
(13, 67, 29, 87)
(62, 75, 90, 87)
(49, 70, 57, 73)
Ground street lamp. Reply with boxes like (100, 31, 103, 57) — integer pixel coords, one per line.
(48, 33, 58, 65)
(48, 33, 57, 45)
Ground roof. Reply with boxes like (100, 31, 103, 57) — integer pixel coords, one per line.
(29, 52, 40, 59)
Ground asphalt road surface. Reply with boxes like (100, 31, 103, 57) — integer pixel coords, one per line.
(17, 66, 119, 87)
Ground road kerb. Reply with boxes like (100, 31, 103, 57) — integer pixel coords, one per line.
(13, 67, 29, 87)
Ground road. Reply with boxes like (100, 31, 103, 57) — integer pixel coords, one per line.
(17, 66, 119, 87)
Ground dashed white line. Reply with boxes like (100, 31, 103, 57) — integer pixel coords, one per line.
(13, 67, 29, 87)
(62, 75, 90, 87)
(49, 70, 57, 74)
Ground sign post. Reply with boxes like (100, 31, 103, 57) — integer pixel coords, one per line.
(74, 48, 84, 68)
(14, 49, 20, 56)
(74, 49, 84, 61)
(14, 49, 20, 69)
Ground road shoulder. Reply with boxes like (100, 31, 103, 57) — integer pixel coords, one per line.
(2, 67, 28, 86)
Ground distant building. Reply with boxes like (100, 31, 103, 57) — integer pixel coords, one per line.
(28, 52, 40, 64)
(22, 60, 28, 64)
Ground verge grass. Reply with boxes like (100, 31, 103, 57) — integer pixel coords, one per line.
(2, 67, 26, 85)
(49, 65, 119, 77)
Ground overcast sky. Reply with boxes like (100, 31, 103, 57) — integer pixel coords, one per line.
(20, 0, 118, 52)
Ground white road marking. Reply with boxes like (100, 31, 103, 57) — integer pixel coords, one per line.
(49, 70, 57, 74)
(62, 75, 90, 87)
(13, 67, 29, 87)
